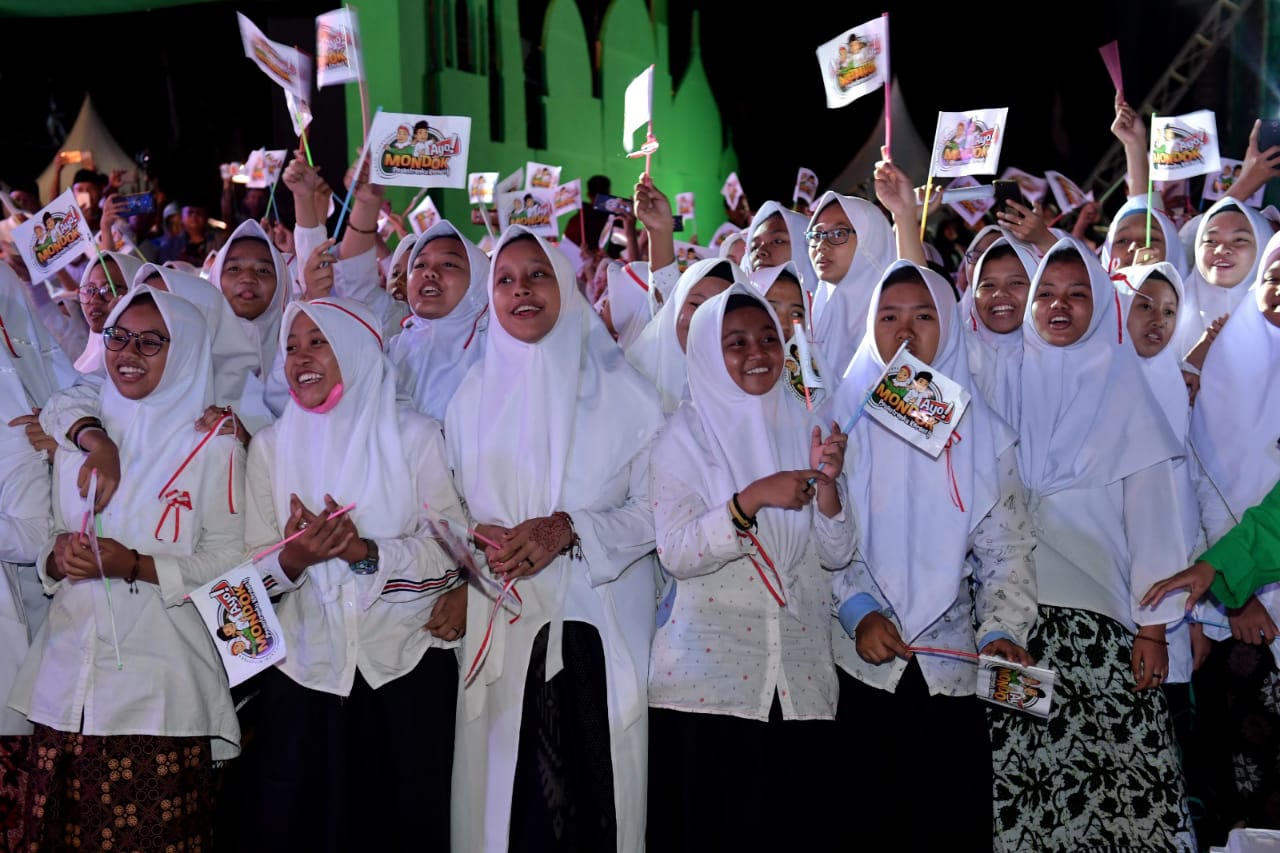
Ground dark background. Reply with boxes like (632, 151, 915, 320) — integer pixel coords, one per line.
(0, 0, 1263, 214)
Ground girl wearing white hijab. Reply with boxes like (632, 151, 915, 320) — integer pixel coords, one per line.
(989, 238, 1195, 852)
(1100, 197, 1190, 278)
(72, 251, 143, 377)
(446, 226, 664, 853)
(600, 260, 651, 349)
(9, 288, 243, 852)
(746, 203, 819, 315)
(0, 262, 76, 407)
(958, 236, 1038, 426)
(625, 257, 747, 414)
(210, 219, 292, 419)
(239, 297, 467, 852)
(1173, 197, 1271, 367)
(386, 221, 489, 421)
(749, 261, 832, 412)
(717, 229, 746, 268)
(0, 320, 54, 848)
(646, 284, 852, 851)
(806, 191, 896, 374)
(829, 260, 1036, 850)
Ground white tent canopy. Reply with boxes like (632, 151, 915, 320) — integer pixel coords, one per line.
(37, 96, 138, 204)
(827, 78, 931, 199)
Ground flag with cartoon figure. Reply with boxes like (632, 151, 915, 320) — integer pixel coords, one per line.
(1202, 157, 1263, 206)
(721, 172, 744, 212)
(1043, 171, 1094, 214)
(977, 656, 1056, 719)
(368, 112, 471, 188)
(675, 192, 695, 221)
(525, 161, 561, 191)
(815, 16, 888, 109)
(672, 240, 711, 272)
(497, 188, 557, 237)
(316, 8, 363, 88)
(1150, 110, 1221, 181)
(710, 222, 740, 249)
(468, 171, 498, 204)
(190, 564, 288, 687)
(245, 149, 287, 188)
(409, 195, 441, 235)
(238, 12, 312, 104)
(930, 108, 1008, 178)
(285, 90, 313, 138)
(554, 178, 582, 216)
(12, 189, 93, 281)
(865, 345, 970, 458)
(793, 167, 819, 206)
(945, 176, 993, 228)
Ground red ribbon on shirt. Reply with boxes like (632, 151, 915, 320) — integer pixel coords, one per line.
(464, 575, 523, 685)
(737, 529, 787, 607)
(0, 312, 20, 358)
(944, 428, 965, 512)
(154, 489, 193, 542)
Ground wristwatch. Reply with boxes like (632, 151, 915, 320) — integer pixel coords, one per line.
(349, 538, 379, 575)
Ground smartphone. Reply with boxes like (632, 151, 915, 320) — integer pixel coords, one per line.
(1259, 118, 1280, 153)
(672, 214, 685, 233)
(992, 180, 1027, 215)
(592, 193, 634, 217)
(115, 192, 155, 217)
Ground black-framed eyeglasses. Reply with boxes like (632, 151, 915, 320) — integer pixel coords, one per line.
(102, 327, 170, 357)
(78, 283, 126, 302)
(805, 227, 853, 246)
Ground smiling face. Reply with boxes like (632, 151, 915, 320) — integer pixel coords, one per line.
(1126, 276, 1179, 358)
(80, 258, 127, 332)
(676, 275, 733, 352)
(492, 237, 561, 344)
(808, 202, 858, 283)
(284, 311, 343, 409)
(973, 253, 1030, 335)
(1111, 212, 1166, 267)
(409, 236, 472, 320)
(387, 252, 409, 302)
(748, 214, 792, 271)
(1259, 259, 1280, 329)
(219, 238, 277, 320)
(721, 304, 782, 395)
(1031, 257, 1094, 347)
(104, 300, 169, 400)
(764, 276, 806, 341)
(873, 277, 940, 364)
(1199, 210, 1258, 288)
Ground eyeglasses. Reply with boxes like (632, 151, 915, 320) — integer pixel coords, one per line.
(78, 283, 126, 302)
(102, 326, 170, 357)
(964, 250, 982, 266)
(805, 227, 853, 246)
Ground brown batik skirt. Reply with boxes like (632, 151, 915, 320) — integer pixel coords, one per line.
(21, 724, 213, 853)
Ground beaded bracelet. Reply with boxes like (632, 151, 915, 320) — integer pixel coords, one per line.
(552, 511, 583, 560)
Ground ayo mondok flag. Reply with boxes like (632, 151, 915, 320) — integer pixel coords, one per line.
(815, 16, 888, 109)
(1150, 110, 1221, 181)
(1043, 171, 1094, 214)
(525, 161, 561, 191)
(865, 346, 971, 458)
(929, 108, 1009, 178)
(368, 112, 472, 188)
(977, 656, 1056, 720)
(13, 189, 93, 281)
(189, 564, 287, 687)
(316, 8, 363, 88)
(497, 188, 557, 237)
(554, 178, 582, 216)
(245, 149, 287, 189)
(468, 172, 498, 205)
(409, 195, 441, 235)
(238, 12, 311, 104)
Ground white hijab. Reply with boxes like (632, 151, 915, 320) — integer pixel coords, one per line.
(1115, 262, 1191, 440)
(660, 283, 817, 580)
(1174, 197, 1272, 361)
(387, 232, 419, 285)
(1190, 230, 1280, 519)
(605, 260, 651, 349)
(448, 225, 664, 530)
(747, 202, 819, 297)
(749, 261, 834, 414)
(958, 236, 1038, 427)
(625, 256, 749, 414)
(806, 191, 896, 376)
(1100, 196, 1189, 279)
(271, 297, 415, 540)
(1017, 238, 1182, 498)
(211, 219, 291, 374)
(96, 288, 220, 551)
(834, 261, 1014, 643)
(0, 262, 74, 407)
(74, 251, 143, 375)
(388, 221, 489, 421)
(133, 263, 259, 408)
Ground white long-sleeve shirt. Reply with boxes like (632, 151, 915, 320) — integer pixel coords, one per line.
(649, 460, 856, 722)
(243, 409, 466, 696)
